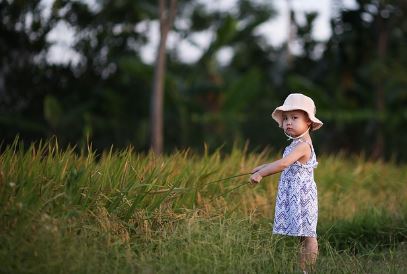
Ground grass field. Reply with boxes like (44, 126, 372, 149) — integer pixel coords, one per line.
(1, 139, 407, 273)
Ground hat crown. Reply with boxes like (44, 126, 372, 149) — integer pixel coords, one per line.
(283, 93, 316, 115)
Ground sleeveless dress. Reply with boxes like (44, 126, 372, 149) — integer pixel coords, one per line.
(272, 139, 318, 237)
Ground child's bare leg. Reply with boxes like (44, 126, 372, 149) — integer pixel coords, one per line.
(299, 236, 318, 272)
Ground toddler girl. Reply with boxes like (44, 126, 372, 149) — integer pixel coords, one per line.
(249, 93, 323, 273)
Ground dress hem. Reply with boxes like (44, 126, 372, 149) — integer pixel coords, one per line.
(272, 231, 317, 238)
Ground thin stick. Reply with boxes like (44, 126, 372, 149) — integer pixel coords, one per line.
(209, 181, 250, 202)
(205, 172, 253, 201)
(205, 172, 253, 185)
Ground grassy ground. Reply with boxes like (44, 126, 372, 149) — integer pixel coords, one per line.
(1, 139, 407, 273)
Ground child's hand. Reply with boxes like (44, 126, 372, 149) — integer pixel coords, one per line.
(249, 173, 263, 185)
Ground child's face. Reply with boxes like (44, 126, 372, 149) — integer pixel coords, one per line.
(282, 110, 312, 137)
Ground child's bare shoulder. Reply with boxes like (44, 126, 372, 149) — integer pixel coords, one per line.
(293, 141, 311, 151)
(291, 141, 312, 157)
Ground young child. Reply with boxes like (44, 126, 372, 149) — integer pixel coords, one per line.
(249, 93, 323, 273)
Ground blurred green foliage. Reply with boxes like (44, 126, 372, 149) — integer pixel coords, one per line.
(0, 0, 406, 160)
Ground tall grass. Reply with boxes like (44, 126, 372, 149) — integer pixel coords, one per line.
(1, 139, 407, 273)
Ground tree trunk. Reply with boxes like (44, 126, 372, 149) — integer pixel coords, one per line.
(371, 7, 388, 160)
(150, 0, 177, 154)
(285, 0, 295, 67)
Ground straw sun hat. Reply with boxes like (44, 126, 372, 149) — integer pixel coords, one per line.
(271, 93, 323, 131)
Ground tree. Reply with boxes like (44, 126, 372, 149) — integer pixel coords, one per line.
(297, 0, 407, 160)
(150, 0, 177, 154)
(0, 0, 60, 141)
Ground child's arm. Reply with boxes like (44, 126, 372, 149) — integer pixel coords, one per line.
(251, 163, 268, 174)
(250, 142, 310, 184)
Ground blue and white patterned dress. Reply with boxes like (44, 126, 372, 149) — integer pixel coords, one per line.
(272, 139, 318, 237)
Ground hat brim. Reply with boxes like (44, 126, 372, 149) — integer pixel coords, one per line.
(271, 105, 323, 131)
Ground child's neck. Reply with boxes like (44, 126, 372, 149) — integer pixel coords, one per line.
(284, 128, 310, 141)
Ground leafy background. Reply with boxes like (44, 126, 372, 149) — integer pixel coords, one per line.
(1, 0, 406, 159)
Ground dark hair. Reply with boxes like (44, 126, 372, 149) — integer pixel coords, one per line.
(297, 110, 312, 130)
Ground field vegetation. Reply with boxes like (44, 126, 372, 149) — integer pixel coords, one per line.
(1, 139, 407, 273)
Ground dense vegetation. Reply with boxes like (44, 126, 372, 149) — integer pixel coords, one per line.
(1, 0, 407, 160)
(2, 1, 406, 272)
(1, 140, 407, 273)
